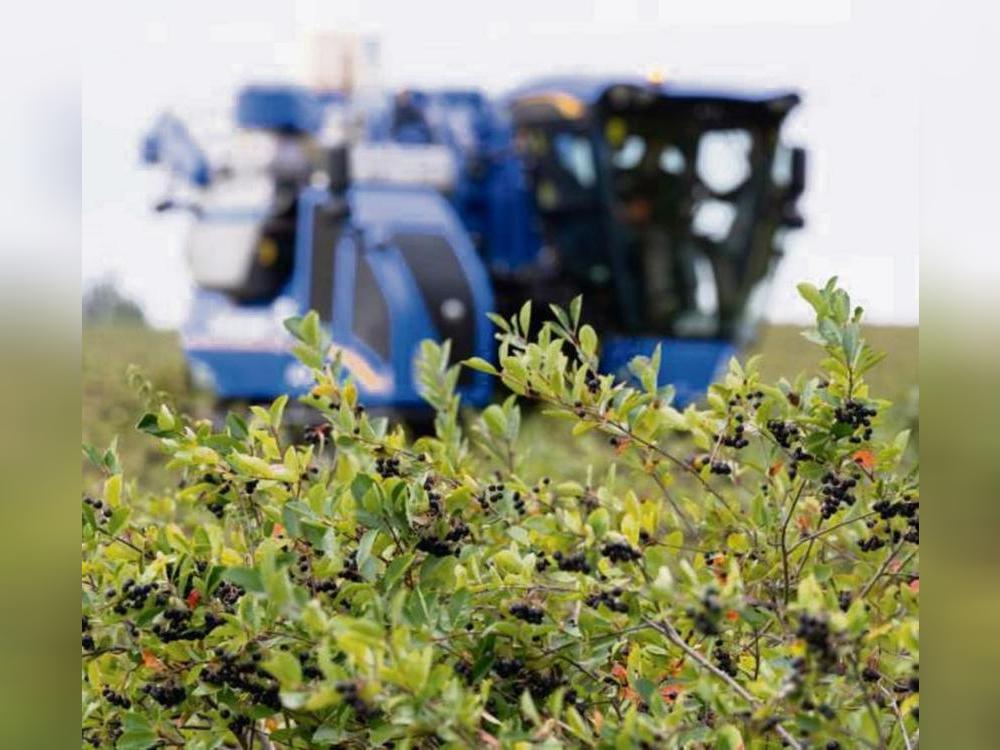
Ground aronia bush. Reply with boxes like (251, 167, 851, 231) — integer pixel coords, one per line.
(82, 279, 918, 749)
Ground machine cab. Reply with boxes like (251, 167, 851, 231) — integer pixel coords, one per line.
(505, 77, 806, 345)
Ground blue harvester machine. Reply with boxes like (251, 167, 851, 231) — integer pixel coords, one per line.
(142, 75, 806, 412)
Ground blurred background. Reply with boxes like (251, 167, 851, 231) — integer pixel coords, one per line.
(84, 0, 919, 329)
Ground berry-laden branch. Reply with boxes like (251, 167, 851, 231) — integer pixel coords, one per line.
(643, 617, 803, 750)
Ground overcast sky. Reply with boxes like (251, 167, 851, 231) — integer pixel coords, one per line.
(82, 0, 922, 328)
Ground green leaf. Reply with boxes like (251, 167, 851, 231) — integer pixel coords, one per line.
(482, 404, 507, 436)
(569, 295, 582, 328)
(222, 567, 264, 593)
(715, 724, 745, 750)
(579, 324, 598, 357)
(520, 689, 542, 726)
(796, 282, 825, 314)
(116, 713, 158, 750)
(486, 312, 510, 332)
(262, 650, 302, 689)
(726, 532, 750, 554)
(463, 357, 497, 375)
(518, 300, 532, 336)
(225, 412, 248, 440)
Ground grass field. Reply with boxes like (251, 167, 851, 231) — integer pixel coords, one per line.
(82, 321, 917, 490)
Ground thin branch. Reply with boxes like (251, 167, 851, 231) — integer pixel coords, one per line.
(780, 481, 807, 604)
(788, 511, 877, 553)
(860, 539, 907, 599)
(880, 685, 914, 750)
(650, 470, 696, 535)
(643, 617, 802, 750)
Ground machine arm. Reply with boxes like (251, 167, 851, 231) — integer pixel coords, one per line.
(141, 112, 213, 189)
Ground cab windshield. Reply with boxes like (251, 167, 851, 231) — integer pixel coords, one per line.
(516, 92, 798, 340)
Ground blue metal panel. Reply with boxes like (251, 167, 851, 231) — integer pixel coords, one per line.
(186, 349, 305, 399)
(601, 336, 735, 407)
(184, 184, 495, 406)
(236, 85, 324, 134)
(349, 185, 495, 406)
(141, 113, 213, 187)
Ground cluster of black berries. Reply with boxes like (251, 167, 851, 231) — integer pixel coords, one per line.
(554, 550, 591, 573)
(688, 587, 723, 635)
(82, 615, 95, 651)
(728, 390, 765, 410)
(872, 498, 919, 543)
(375, 455, 402, 478)
(101, 686, 132, 709)
(314, 578, 339, 596)
(710, 461, 733, 475)
(511, 491, 526, 514)
(427, 489, 442, 514)
(83, 495, 113, 523)
(336, 680, 372, 719)
(601, 540, 642, 563)
(492, 659, 565, 700)
(838, 590, 853, 612)
(520, 669, 565, 699)
(114, 578, 158, 614)
(201, 648, 281, 711)
(214, 581, 245, 609)
(509, 601, 545, 624)
(820, 473, 858, 518)
(87, 718, 123, 747)
(787, 447, 814, 481)
(834, 400, 876, 438)
(206, 499, 227, 518)
(454, 660, 473, 683)
(415, 523, 468, 557)
(584, 368, 601, 395)
(339, 550, 362, 582)
(585, 586, 628, 613)
(416, 536, 454, 557)
(861, 666, 881, 683)
(446, 523, 470, 544)
(225, 713, 252, 739)
(861, 497, 920, 551)
(294, 551, 314, 577)
(152, 606, 201, 643)
(858, 535, 887, 552)
(797, 613, 837, 669)
(480, 482, 506, 507)
(563, 688, 587, 714)
(719, 415, 750, 449)
(713, 642, 738, 677)
(766, 419, 799, 449)
(142, 680, 186, 708)
(297, 651, 323, 680)
(493, 657, 524, 678)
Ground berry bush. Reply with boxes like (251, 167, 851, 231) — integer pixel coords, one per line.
(82, 279, 918, 749)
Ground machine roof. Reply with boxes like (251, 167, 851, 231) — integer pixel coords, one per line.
(504, 74, 799, 109)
